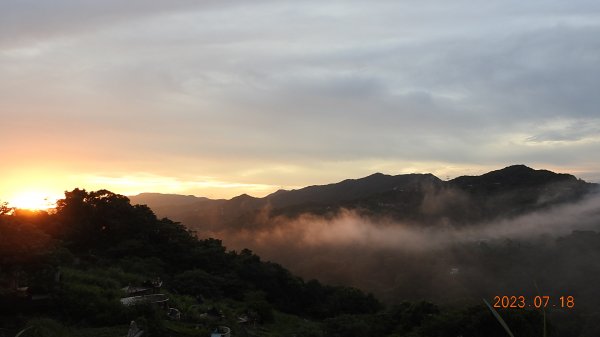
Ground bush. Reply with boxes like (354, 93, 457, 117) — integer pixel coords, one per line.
(18, 318, 71, 337)
(57, 268, 128, 325)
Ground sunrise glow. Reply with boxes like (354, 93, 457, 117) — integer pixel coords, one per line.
(0, 1, 599, 201)
(8, 191, 60, 210)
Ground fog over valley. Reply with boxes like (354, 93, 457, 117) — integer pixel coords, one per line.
(132, 165, 600, 308)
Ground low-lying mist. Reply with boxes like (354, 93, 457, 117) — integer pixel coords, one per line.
(230, 192, 600, 250)
(199, 192, 600, 306)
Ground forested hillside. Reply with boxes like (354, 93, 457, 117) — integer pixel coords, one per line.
(0, 189, 554, 336)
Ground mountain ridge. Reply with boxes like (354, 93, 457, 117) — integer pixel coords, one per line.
(133, 165, 590, 202)
(130, 165, 597, 229)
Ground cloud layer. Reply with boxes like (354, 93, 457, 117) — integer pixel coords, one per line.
(1, 1, 600, 198)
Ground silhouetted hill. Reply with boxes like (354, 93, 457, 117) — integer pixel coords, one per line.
(129, 172, 445, 228)
(0, 189, 385, 336)
(450, 164, 580, 190)
(265, 173, 441, 208)
(130, 165, 597, 229)
(441, 165, 594, 221)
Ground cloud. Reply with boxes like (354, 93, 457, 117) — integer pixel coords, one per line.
(526, 119, 600, 143)
(0, 1, 246, 48)
(195, 188, 600, 300)
(1, 0, 600, 195)
(214, 191, 600, 253)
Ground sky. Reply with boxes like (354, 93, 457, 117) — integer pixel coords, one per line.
(1, 0, 600, 206)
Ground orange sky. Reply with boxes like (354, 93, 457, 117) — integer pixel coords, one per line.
(2, 1, 599, 209)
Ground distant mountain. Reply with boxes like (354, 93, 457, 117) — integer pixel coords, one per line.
(131, 193, 213, 208)
(265, 172, 440, 208)
(125, 166, 600, 334)
(450, 164, 580, 190)
(130, 165, 597, 230)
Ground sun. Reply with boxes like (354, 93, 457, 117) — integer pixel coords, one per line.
(9, 191, 59, 210)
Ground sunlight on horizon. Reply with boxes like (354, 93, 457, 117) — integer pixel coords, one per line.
(0, 162, 596, 208)
(8, 191, 61, 210)
(76, 173, 281, 199)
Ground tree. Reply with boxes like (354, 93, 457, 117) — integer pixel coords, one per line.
(0, 201, 12, 215)
(54, 189, 159, 252)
